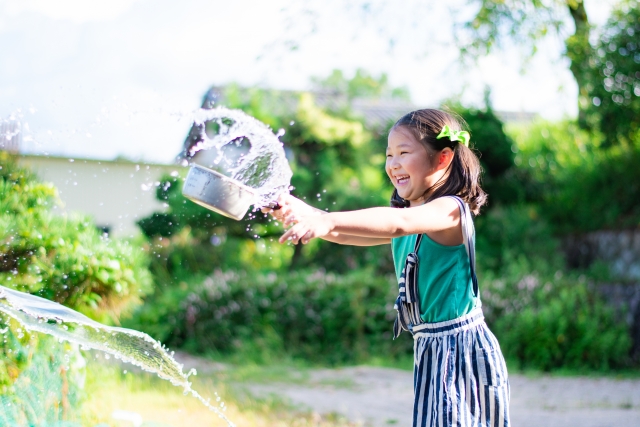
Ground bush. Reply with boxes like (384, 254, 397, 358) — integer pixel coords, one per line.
(125, 268, 413, 365)
(0, 153, 153, 322)
(475, 205, 632, 371)
(0, 316, 86, 426)
(0, 153, 154, 423)
(490, 274, 631, 371)
(475, 204, 563, 275)
(129, 204, 634, 370)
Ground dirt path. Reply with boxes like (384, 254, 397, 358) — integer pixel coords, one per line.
(172, 352, 640, 426)
(242, 366, 640, 427)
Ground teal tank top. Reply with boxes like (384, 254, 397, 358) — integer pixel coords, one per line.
(391, 233, 480, 323)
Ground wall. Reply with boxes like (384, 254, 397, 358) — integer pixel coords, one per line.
(18, 155, 179, 237)
(564, 229, 640, 361)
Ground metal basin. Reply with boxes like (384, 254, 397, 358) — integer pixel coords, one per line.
(182, 164, 256, 220)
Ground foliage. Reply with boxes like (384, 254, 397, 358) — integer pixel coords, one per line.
(125, 268, 413, 365)
(459, 0, 563, 57)
(452, 104, 529, 207)
(0, 154, 156, 425)
(585, 0, 640, 146)
(457, 0, 593, 119)
(482, 262, 632, 372)
(133, 70, 638, 371)
(507, 120, 640, 232)
(0, 152, 153, 323)
(139, 83, 395, 274)
(310, 68, 411, 101)
(475, 204, 563, 275)
(476, 205, 632, 371)
(492, 277, 631, 371)
(0, 316, 86, 425)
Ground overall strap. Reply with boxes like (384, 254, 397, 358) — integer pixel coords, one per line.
(447, 196, 479, 297)
(392, 197, 479, 339)
(392, 234, 423, 339)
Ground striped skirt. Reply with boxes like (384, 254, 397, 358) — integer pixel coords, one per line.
(411, 308, 510, 427)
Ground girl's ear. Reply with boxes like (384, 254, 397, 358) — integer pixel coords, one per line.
(436, 148, 455, 170)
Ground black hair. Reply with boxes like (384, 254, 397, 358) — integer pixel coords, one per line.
(389, 109, 487, 215)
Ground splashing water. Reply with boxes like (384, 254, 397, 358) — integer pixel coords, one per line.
(179, 107, 293, 208)
(0, 285, 235, 427)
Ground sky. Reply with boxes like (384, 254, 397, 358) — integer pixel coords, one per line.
(0, 0, 617, 164)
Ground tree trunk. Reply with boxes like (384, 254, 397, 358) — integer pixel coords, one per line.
(565, 0, 591, 127)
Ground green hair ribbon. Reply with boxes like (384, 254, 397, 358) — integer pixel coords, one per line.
(436, 125, 470, 147)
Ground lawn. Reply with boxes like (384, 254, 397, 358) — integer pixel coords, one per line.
(79, 355, 356, 427)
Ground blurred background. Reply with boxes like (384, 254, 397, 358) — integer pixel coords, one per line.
(1, 0, 639, 426)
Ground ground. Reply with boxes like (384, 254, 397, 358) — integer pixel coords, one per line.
(175, 353, 640, 427)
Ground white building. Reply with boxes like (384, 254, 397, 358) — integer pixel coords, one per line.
(17, 155, 179, 237)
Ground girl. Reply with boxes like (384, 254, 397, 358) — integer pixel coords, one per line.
(267, 109, 510, 427)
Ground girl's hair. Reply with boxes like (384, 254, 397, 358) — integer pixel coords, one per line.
(389, 109, 487, 215)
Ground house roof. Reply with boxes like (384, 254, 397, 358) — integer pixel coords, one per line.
(207, 86, 536, 129)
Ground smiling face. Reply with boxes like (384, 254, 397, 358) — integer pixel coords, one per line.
(385, 127, 436, 207)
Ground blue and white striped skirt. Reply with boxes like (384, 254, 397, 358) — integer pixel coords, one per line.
(411, 308, 510, 427)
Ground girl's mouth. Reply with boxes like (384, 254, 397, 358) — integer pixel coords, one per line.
(395, 175, 409, 185)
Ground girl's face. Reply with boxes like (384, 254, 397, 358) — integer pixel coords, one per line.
(386, 127, 448, 207)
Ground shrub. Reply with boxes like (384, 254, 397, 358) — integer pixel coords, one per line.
(489, 273, 631, 371)
(476, 205, 632, 371)
(0, 316, 86, 426)
(125, 268, 413, 365)
(0, 153, 153, 423)
(0, 152, 153, 322)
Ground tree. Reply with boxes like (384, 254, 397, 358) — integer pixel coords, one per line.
(279, 1, 599, 122)
(585, 0, 640, 146)
(459, 0, 592, 123)
(311, 68, 411, 101)
(453, 104, 524, 206)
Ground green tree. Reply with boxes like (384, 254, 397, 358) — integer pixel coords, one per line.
(459, 0, 592, 123)
(280, 1, 596, 120)
(453, 104, 529, 207)
(311, 68, 411, 101)
(585, 0, 640, 146)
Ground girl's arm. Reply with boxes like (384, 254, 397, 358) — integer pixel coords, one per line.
(279, 197, 461, 245)
(319, 231, 391, 246)
(263, 195, 390, 246)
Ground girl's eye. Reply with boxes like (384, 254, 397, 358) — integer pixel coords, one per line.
(400, 151, 408, 155)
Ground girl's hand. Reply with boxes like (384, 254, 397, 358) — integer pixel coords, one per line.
(262, 194, 321, 226)
(279, 214, 333, 245)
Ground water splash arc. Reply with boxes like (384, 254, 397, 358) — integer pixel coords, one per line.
(0, 285, 235, 427)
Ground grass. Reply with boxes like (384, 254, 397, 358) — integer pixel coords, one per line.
(78, 354, 359, 427)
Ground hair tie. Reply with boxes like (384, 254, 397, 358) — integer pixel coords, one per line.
(436, 125, 470, 147)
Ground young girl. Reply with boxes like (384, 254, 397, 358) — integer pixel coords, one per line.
(267, 109, 510, 427)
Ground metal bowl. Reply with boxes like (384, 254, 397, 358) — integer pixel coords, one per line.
(182, 164, 256, 220)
